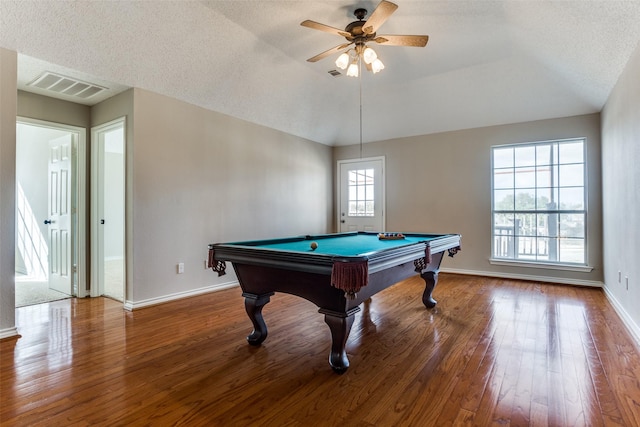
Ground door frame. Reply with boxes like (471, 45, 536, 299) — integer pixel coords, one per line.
(90, 117, 126, 299)
(16, 117, 87, 297)
(336, 156, 386, 233)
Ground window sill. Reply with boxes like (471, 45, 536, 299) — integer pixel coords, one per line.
(489, 258, 594, 273)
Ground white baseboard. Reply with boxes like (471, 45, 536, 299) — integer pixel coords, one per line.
(603, 285, 640, 348)
(0, 327, 20, 340)
(123, 280, 239, 311)
(440, 267, 604, 288)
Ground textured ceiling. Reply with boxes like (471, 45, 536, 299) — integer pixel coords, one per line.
(2, 1, 640, 146)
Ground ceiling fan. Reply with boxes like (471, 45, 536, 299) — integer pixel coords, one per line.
(300, 0, 429, 76)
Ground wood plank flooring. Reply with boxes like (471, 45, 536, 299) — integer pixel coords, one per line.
(2, 274, 640, 426)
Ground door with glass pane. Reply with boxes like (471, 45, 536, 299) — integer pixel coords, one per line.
(338, 157, 385, 232)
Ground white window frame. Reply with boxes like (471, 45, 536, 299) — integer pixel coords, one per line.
(489, 138, 592, 272)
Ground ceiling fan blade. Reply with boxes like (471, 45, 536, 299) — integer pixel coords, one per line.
(374, 34, 429, 47)
(306, 43, 353, 63)
(362, 0, 398, 35)
(301, 20, 351, 38)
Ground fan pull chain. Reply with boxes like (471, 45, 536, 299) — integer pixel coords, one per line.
(359, 55, 363, 159)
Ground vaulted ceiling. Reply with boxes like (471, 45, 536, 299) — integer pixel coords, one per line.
(2, 1, 640, 146)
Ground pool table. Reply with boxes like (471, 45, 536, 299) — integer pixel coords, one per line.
(208, 231, 461, 373)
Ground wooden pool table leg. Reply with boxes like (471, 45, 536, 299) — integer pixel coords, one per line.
(243, 292, 274, 345)
(320, 307, 360, 374)
(421, 270, 438, 308)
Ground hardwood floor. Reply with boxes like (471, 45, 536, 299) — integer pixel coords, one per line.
(2, 274, 639, 426)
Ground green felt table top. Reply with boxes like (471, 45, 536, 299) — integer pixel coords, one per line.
(238, 232, 442, 257)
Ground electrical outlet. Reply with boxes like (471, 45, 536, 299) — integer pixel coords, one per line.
(204, 259, 209, 269)
(177, 262, 184, 274)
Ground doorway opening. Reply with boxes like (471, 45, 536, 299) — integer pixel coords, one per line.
(15, 119, 87, 307)
(91, 118, 125, 302)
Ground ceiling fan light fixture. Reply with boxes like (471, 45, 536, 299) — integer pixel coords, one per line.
(371, 58, 385, 73)
(335, 52, 350, 70)
(362, 47, 377, 64)
(347, 61, 359, 77)
(302, 1, 429, 77)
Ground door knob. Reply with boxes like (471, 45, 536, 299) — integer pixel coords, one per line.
(101, 219, 105, 224)
(44, 219, 52, 225)
(341, 220, 345, 223)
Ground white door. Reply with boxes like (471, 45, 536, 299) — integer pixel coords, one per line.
(338, 157, 385, 232)
(47, 135, 73, 295)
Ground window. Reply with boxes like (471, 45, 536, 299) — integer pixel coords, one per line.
(491, 138, 586, 265)
(348, 169, 375, 216)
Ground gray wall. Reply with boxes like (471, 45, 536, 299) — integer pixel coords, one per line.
(601, 40, 640, 341)
(334, 113, 603, 286)
(18, 90, 91, 128)
(127, 89, 333, 305)
(0, 48, 17, 338)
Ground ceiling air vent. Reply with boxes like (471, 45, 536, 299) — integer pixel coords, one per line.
(328, 69, 342, 77)
(28, 71, 107, 99)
